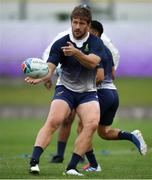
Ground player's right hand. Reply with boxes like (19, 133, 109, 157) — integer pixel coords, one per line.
(25, 76, 42, 85)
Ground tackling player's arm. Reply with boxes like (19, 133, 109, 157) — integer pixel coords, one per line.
(25, 62, 56, 85)
(96, 68, 104, 85)
(111, 58, 116, 80)
(112, 67, 115, 80)
(62, 42, 101, 69)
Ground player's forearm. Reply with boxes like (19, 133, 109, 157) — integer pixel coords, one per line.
(74, 50, 101, 69)
(96, 68, 104, 85)
(112, 67, 115, 80)
(37, 62, 56, 83)
(43, 63, 56, 80)
(24, 62, 56, 85)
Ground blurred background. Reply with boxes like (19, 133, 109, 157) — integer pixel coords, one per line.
(0, 2, 152, 178)
(0, 0, 152, 119)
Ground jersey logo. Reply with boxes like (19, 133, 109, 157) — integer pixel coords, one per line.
(56, 91, 64, 96)
(84, 44, 89, 53)
(95, 95, 98, 99)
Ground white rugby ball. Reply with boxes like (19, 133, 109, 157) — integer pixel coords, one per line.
(21, 58, 48, 78)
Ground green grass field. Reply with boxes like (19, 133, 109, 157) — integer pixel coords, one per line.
(0, 118, 152, 179)
(0, 77, 152, 178)
(0, 77, 152, 106)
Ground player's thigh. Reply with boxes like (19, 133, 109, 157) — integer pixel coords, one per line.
(98, 89, 114, 113)
(102, 90, 119, 124)
(53, 85, 75, 110)
(98, 89, 119, 125)
(76, 101, 100, 128)
(99, 103, 118, 126)
(113, 90, 119, 109)
(46, 99, 71, 126)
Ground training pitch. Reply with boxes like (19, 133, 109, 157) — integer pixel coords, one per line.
(0, 118, 152, 179)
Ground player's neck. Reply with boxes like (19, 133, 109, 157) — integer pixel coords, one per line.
(69, 32, 89, 48)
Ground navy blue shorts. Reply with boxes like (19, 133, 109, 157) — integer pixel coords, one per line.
(53, 85, 99, 110)
(97, 89, 119, 125)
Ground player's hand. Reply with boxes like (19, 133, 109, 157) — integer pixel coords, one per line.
(44, 79, 52, 90)
(25, 76, 42, 85)
(61, 42, 78, 56)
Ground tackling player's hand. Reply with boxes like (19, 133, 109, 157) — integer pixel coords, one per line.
(44, 79, 52, 90)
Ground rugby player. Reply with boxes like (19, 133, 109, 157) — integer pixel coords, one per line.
(82, 20, 147, 171)
(25, 5, 105, 176)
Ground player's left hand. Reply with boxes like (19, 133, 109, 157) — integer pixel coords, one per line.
(44, 79, 52, 90)
(61, 42, 78, 56)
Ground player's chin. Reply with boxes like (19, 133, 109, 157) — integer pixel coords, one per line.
(73, 32, 83, 39)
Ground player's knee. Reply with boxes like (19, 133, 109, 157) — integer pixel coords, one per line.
(97, 127, 109, 140)
(85, 119, 98, 132)
(92, 121, 99, 131)
(46, 116, 62, 131)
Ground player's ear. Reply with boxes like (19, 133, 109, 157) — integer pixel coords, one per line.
(87, 22, 91, 31)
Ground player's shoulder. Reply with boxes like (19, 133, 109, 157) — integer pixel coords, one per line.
(53, 34, 69, 47)
(89, 33, 104, 44)
(104, 45, 112, 56)
(103, 45, 113, 60)
(55, 34, 69, 43)
(101, 33, 111, 43)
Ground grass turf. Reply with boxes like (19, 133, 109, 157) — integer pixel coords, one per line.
(0, 118, 152, 179)
(0, 77, 152, 106)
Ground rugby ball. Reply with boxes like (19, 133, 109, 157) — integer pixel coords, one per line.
(21, 58, 49, 78)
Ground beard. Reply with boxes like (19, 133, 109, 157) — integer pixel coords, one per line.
(73, 29, 87, 40)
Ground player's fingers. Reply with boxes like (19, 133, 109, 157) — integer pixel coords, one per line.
(25, 77, 29, 81)
(25, 77, 34, 84)
(61, 46, 68, 49)
(62, 48, 69, 55)
(45, 83, 52, 89)
(67, 41, 73, 46)
(25, 76, 33, 81)
(33, 81, 37, 85)
(25, 78, 30, 83)
(27, 79, 33, 84)
(61, 46, 70, 51)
